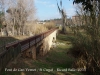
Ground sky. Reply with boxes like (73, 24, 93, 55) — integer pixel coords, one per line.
(34, 0, 76, 20)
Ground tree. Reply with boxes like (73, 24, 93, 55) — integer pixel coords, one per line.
(57, 0, 67, 34)
(73, 0, 100, 11)
(70, 1, 100, 75)
(7, 0, 36, 36)
(0, 0, 7, 36)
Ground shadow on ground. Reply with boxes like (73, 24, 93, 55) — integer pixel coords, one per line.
(1, 34, 84, 75)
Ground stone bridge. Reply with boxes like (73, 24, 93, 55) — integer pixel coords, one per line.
(22, 28, 57, 59)
(0, 28, 58, 71)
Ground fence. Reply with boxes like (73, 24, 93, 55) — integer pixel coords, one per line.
(0, 28, 57, 71)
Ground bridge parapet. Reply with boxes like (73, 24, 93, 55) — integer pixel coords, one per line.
(0, 28, 58, 71)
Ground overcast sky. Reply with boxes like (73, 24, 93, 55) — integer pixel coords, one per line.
(34, 0, 76, 20)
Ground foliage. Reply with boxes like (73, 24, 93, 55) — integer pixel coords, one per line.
(69, 1, 100, 75)
(73, 0, 100, 11)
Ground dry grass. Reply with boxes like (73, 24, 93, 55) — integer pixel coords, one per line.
(1, 33, 84, 75)
(25, 21, 55, 35)
(0, 21, 55, 46)
(44, 22, 55, 30)
(32, 24, 48, 35)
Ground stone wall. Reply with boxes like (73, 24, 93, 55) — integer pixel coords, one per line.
(21, 29, 58, 60)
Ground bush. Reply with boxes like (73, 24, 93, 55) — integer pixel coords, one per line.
(69, 4, 100, 74)
(69, 31, 100, 75)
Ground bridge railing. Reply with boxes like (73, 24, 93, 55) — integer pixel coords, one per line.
(0, 28, 57, 71)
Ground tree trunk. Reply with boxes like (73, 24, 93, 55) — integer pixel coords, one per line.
(12, 25, 14, 36)
(98, 0, 100, 12)
(1, 28, 3, 36)
(62, 18, 67, 34)
(17, 27, 21, 36)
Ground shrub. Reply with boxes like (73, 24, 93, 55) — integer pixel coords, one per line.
(69, 2, 100, 75)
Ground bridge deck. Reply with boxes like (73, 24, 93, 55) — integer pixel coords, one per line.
(0, 28, 58, 71)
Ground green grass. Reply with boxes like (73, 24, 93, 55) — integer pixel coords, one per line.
(31, 33, 84, 75)
(1, 33, 84, 75)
